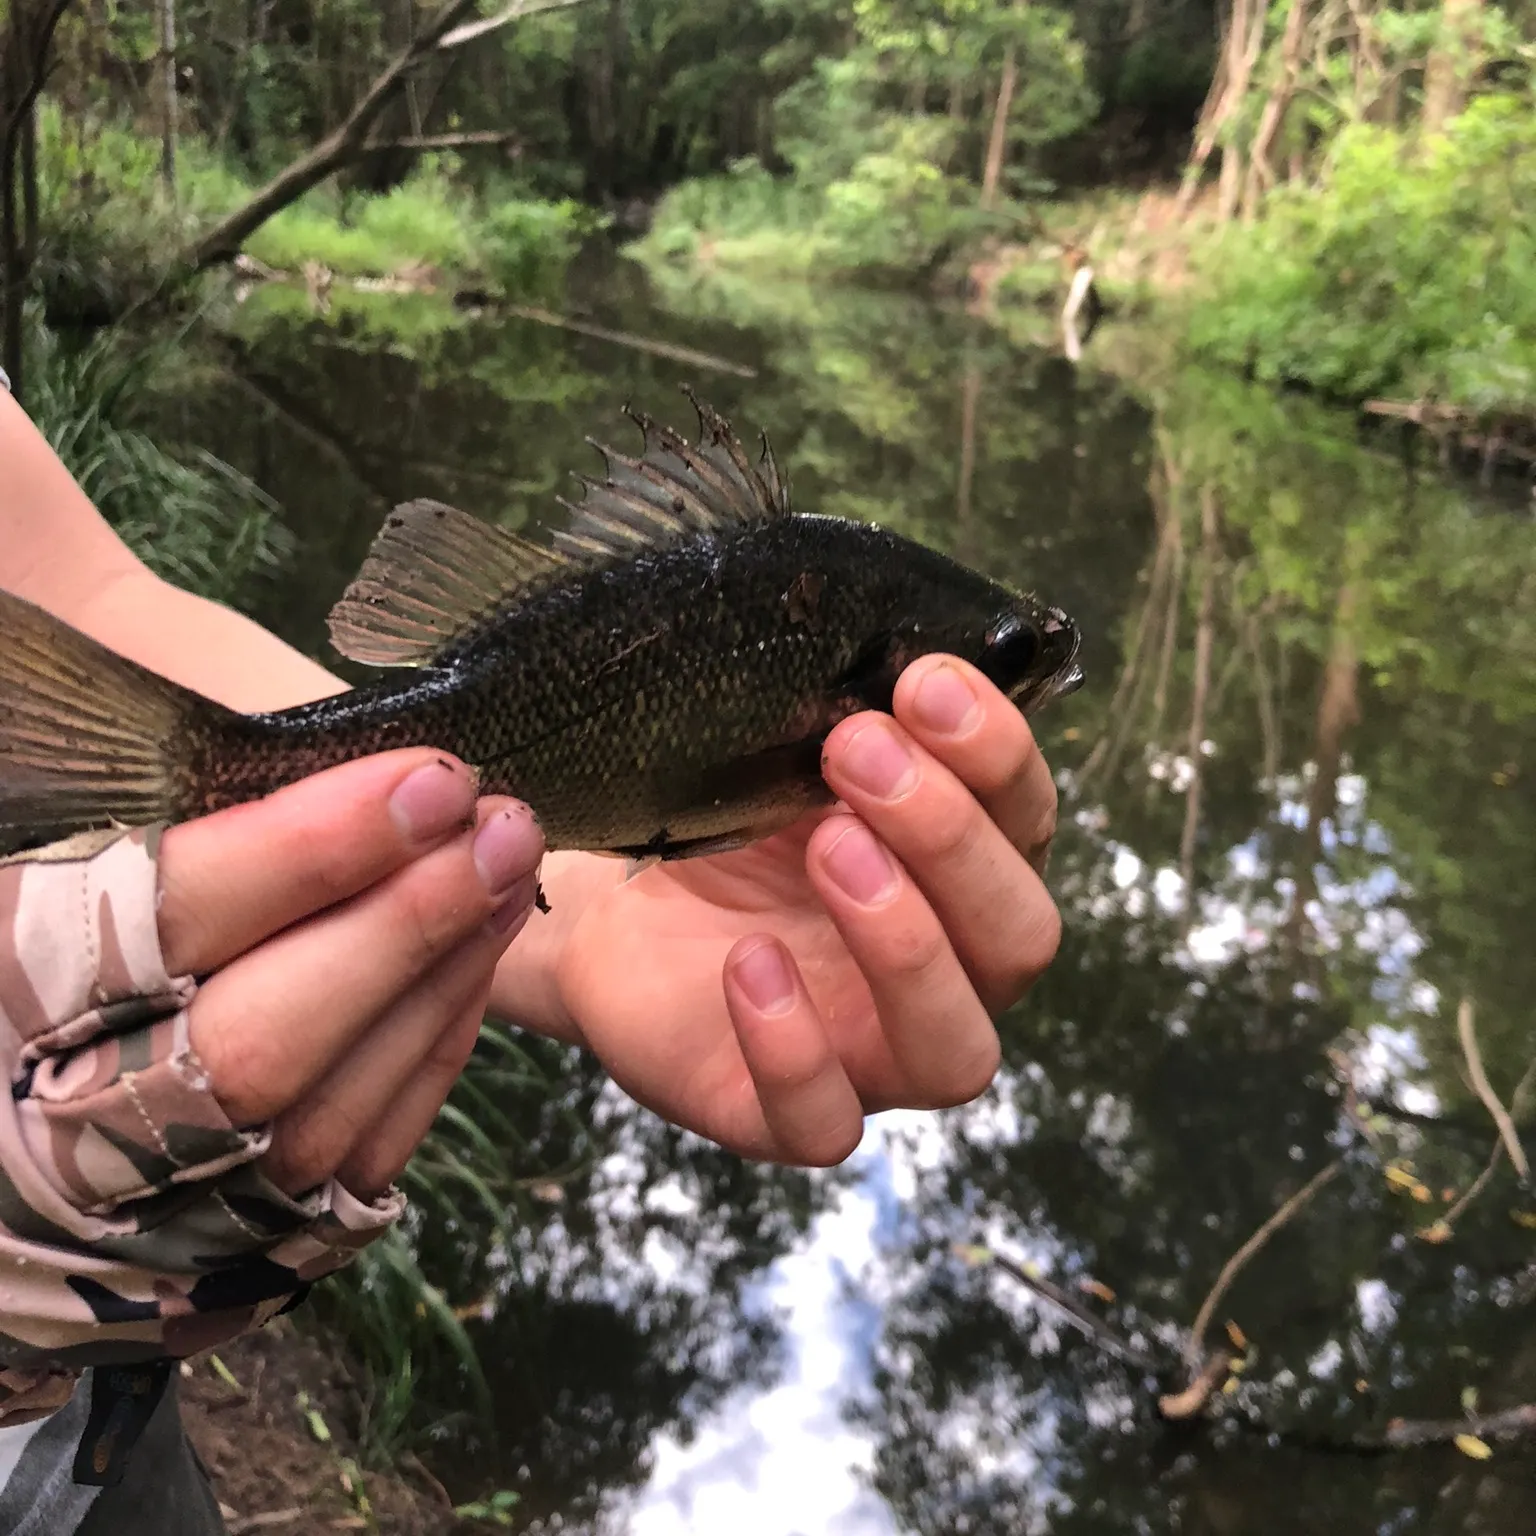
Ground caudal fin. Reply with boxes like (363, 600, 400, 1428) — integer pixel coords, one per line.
(0, 587, 228, 857)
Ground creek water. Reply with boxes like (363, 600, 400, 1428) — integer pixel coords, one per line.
(157, 254, 1535, 1534)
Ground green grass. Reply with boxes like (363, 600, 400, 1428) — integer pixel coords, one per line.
(246, 168, 478, 277)
(25, 312, 291, 602)
(35, 107, 603, 320)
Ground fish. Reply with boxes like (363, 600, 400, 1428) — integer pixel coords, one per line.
(0, 392, 1084, 863)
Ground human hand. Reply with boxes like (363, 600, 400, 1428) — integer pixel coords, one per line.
(157, 749, 544, 1198)
(517, 655, 1060, 1165)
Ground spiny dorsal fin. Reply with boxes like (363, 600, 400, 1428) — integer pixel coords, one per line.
(327, 499, 561, 667)
(551, 388, 790, 564)
(326, 393, 790, 669)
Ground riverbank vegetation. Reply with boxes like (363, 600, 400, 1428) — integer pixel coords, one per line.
(5, 0, 1535, 433)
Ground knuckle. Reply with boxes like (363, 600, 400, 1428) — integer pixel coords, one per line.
(883, 918, 948, 979)
(911, 792, 983, 866)
(297, 835, 370, 913)
(391, 871, 478, 972)
(763, 1045, 835, 1098)
(987, 901, 1062, 1009)
(270, 1113, 351, 1193)
(803, 1120, 863, 1168)
(930, 1035, 1002, 1108)
(196, 1017, 287, 1125)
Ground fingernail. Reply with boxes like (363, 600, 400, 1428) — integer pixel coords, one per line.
(839, 720, 916, 800)
(473, 806, 544, 898)
(733, 939, 795, 1015)
(389, 760, 476, 843)
(912, 661, 979, 735)
(823, 823, 899, 906)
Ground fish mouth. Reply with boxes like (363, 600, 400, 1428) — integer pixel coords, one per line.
(1005, 608, 1084, 715)
(1051, 661, 1086, 699)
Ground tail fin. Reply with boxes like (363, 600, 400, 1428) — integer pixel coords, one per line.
(0, 587, 226, 857)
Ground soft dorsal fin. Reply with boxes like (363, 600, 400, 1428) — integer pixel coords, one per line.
(327, 500, 561, 667)
(326, 391, 791, 668)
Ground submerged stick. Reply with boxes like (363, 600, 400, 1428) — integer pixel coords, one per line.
(1456, 997, 1529, 1181)
(1183, 1158, 1343, 1376)
(502, 305, 757, 378)
(981, 1250, 1158, 1371)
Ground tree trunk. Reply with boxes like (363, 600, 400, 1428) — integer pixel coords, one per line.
(955, 363, 980, 565)
(1283, 581, 1359, 958)
(2, 0, 77, 402)
(1176, 0, 1271, 219)
(1179, 487, 1219, 934)
(1422, 0, 1481, 134)
(158, 0, 178, 201)
(1242, 0, 1310, 218)
(980, 40, 1018, 207)
(20, 92, 36, 265)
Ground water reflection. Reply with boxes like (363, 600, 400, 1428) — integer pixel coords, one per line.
(148, 259, 1535, 1532)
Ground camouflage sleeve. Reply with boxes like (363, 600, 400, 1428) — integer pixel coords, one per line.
(0, 827, 405, 1428)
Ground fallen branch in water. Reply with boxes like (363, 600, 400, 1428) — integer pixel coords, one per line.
(965, 1247, 1159, 1371)
(1157, 1350, 1234, 1421)
(356, 130, 522, 153)
(1424, 1054, 1536, 1239)
(1183, 1158, 1343, 1377)
(1369, 1403, 1536, 1451)
(501, 305, 757, 377)
(1456, 998, 1530, 1181)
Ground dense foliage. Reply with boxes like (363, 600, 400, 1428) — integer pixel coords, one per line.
(1190, 93, 1536, 411)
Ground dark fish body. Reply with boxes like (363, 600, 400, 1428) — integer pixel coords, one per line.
(0, 396, 1083, 862)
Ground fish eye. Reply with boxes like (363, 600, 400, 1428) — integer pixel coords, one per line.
(981, 614, 1040, 686)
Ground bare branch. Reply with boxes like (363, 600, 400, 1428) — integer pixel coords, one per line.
(1158, 1350, 1234, 1420)
(1457, 997, 1529, 1180)
(501, 305, 757, 378)
(979, 1249, 1159, 1371)
(1183, 1159, 1344, 1376)
(1379, 1403, 1536, 1449)
(186, 0, 587, 270)
(358, 130, 521, 152)
(437, 0, 584, 50)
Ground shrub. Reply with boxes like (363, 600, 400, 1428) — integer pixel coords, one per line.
(1189, 93, 1536, 414)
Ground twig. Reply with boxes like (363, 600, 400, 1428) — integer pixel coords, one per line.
(1439, 1142, 1505, 1231)
(1379, 1403, 1536, 1448)
(1435, 1054, 1536, 1233)
(356, 130, 521, 152)
(1158, 1350, 1234, 1420)
(1220, 1401, 1536, 1457)
(1456, 997, 1529, 1181)
(1183, 1159, 1343, 1376)
(501, 305, 757, 377)
(438, 0, 579, 49)
(986, 1251, 1159, 1371)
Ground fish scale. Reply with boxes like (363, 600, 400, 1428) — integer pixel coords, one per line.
(0, 395, 1084, 863)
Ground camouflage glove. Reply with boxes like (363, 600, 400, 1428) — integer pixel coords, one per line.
(0, 827, 404, 1429)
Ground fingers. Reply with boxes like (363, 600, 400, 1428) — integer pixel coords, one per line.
(720, 936, 865, 1167)
(336, 995, 489, 1199)
(158, 750, 482, 976)
(805, 815, 1001, 1109)
(191, 799, 543, 1126)
(893, 655, 1058, 872)
(261, 915, 517, 1196)
(819, 692, 1061, 1019)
